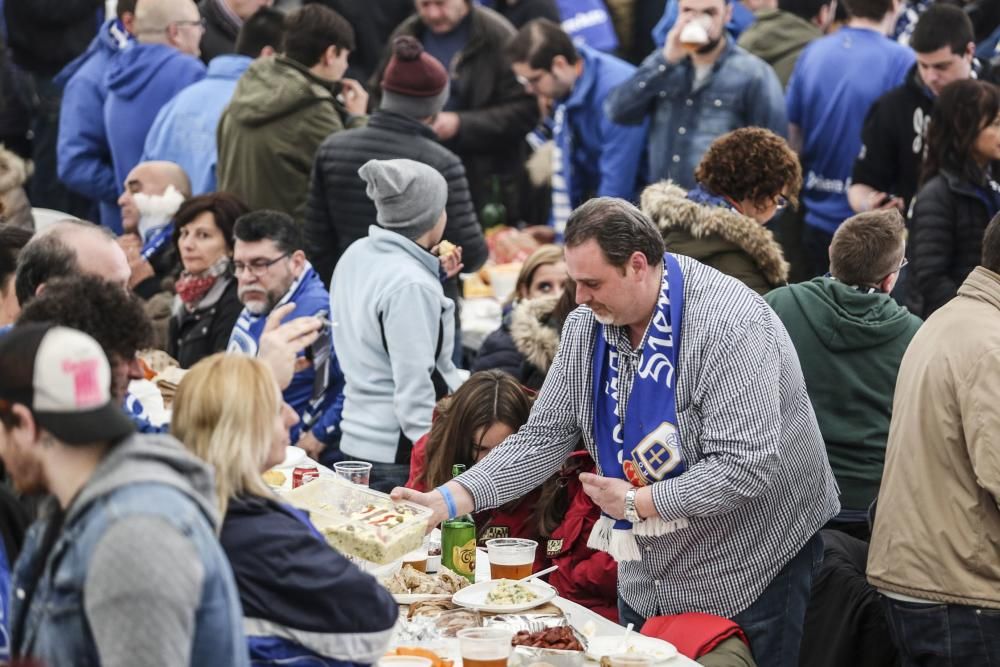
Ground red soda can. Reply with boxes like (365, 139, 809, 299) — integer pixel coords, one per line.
(292, 465, 320, 488)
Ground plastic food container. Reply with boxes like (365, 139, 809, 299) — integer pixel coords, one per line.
(284, 476, 433, 564)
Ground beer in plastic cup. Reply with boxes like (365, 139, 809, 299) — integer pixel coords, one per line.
(457, 628, 512, 667)
(486, 538, 537, 580)
(334, 461, 372, 486)
(679, 16, 711, 51)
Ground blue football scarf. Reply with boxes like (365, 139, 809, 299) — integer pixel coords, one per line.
(587, 253, 690, 561)
(685, 183, 736, 211)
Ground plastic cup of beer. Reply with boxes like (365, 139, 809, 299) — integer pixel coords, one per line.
(679, 16, 710, 51)
(486, 538, 537, 580)
(334, 461, 372, 487)
(457, 628, 512, 667)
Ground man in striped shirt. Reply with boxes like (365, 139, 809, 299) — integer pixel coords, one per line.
(395, 197, 839, 667)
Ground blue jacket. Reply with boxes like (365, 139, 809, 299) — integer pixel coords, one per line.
(555, 45, 647, 210)
(55, 19, 132, 233)
(221, 495, 398, 665)
(142, 54, 251, 195)
(9, 434, 247, 666)
(227, 263, 345, 445)
(104, 43, 206, 190)
(605, 39, 786, 189)
(331, 226, 464, 463)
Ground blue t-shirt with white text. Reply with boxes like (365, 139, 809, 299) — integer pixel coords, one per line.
(787, 27, 914, 234)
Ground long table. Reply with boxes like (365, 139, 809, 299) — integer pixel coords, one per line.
(388, 547, 701, 667)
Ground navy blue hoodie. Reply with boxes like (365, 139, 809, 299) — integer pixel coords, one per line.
(221, 496, 398, 665)
(104, 43, 205, 189)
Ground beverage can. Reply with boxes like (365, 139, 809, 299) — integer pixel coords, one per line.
(442, 517, 477, 581)
(292, 465, 320, 488)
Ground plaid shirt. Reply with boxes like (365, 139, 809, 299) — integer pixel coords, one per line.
(459, 255, 839, 618)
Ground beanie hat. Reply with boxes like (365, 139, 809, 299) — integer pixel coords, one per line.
(359, 159, 448, 241)
(380, 36, 451, 119)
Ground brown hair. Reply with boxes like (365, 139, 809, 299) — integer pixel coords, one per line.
(172, 192, 250, 256)
(511, 244, 564, 305)
(923, 79, 1000, 186)
(564, 198, 665, 268)
(417, 370, 533, 491)
(829, 209, 906, 287)
(695, 127, 802, 211)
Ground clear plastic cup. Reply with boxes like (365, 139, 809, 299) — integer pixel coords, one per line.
(333, 460, 372, 487)
(486, 538, 537, 580)
(457, 627, 512, 667)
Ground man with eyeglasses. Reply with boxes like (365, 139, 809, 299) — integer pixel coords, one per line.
(506, 19, 648, 238)
(104, 0, 206, 198)
(766, 208, 921, 540)
(228, 211, 345, 464)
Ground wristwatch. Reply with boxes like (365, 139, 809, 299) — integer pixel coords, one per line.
(624, 487, 644, 524)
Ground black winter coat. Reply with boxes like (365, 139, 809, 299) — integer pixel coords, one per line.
(167, 277, 242, 369)
(304, 110, 488, 290)
(199, 0, 240, 64)
(490, 0, 560, 27)
(910, 168, 999, 317)
(4, 0, 101, 76)
(370, 5, 538, 221)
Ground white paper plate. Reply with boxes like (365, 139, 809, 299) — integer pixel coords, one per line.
(585, 635, 678, 663)
(451, 579, 557, 613)
(392, 592, 454, 605)
(278, 445, 307, 469)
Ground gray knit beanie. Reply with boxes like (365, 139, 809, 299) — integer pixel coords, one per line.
(358, 159, 448, 240)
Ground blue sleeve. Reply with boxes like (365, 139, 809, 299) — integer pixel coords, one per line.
(651, 0, 678, 48)
(785, 54, 805, 126)
(141, 97, 174, 163)
(597, 113, 648, 200)
(604, 50, 679, 125)
(57, 75, 119, 204)
(309, 354, 345, 446)
(746, 62, 787, 137)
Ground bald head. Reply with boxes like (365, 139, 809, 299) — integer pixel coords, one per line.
(14, 221, 131, 307)
(118, 161, 192, 233)
(135, 0, 203, 56)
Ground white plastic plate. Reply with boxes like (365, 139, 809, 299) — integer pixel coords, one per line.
(585, 635, 678, 663)
(451, 579, 557, 613)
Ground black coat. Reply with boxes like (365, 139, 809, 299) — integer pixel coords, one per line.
(490, 0, 560, 27)
(3, 0, 101, 76)
(371, 5, 538, 221)
(198, 0, 240, 64)
(304, 110, 488, 290)
(167, 277, 242, 369)
(910, 168, 999, 317)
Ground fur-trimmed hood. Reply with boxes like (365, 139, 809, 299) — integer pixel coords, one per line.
(509, 294, 561, 374)
(641, 181, 789, 287)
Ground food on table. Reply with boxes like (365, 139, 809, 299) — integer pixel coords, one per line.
(433, 608, 482, 637)
(382, 565, 470, 596)
(512, 626, 584, 652)
(262, 469, 286, 487)
(408, 600, 457, 619)
(285, 479, 432, 564)
(484, 580, 540, 606)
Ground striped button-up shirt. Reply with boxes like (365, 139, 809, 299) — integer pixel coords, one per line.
(459, 254, 839, 618)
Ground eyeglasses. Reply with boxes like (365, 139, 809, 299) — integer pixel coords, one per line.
(172, 18, 206, 30)
(896, 257, 909, 272)
(232, 253, 289, 276)
(516, 70, 548, 89)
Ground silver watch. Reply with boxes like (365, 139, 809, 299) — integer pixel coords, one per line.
(624, 487, 644, 523)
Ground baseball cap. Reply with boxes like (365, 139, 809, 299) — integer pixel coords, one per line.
(0, 323, 135, 444)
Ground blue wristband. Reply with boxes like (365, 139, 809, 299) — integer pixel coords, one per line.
(437, 485, 458, 520)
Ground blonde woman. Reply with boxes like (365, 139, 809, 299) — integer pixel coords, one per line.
(473, 244, 568, 388)
(172, 354, 397, 666)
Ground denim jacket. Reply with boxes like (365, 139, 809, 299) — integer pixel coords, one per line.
(605, 39, 786, 189)
(9, 434, 248, 667)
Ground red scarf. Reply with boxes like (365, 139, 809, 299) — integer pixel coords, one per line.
(176, 257, 230, 306)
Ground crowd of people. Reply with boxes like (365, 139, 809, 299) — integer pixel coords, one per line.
(0, 0, 999, 665)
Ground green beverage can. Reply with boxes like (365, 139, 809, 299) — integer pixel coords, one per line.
(441, 464, 477, 581)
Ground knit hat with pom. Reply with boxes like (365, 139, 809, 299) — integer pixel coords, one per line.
(380, 35, 451, 119)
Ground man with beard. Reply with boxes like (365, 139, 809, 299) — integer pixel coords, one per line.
(228, 210, 344, 462)
(606, 0, 786, 189)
